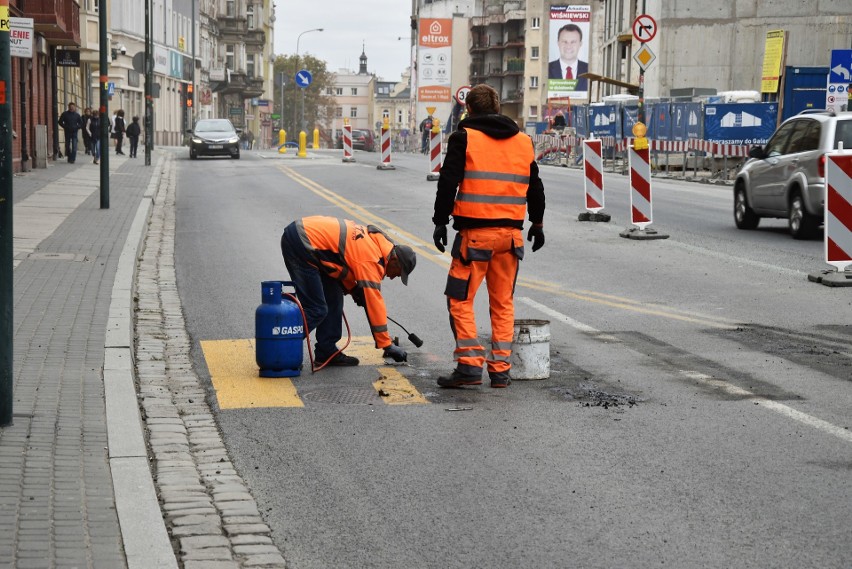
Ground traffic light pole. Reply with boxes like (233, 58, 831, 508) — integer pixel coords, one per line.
(1, 0, 14, 427)
(144, 0, 152, 166)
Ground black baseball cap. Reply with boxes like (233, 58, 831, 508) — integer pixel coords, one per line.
(392, 245, 416, 285)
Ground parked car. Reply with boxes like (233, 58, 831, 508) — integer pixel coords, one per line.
(187, 119, 241, 160)
(734, 110, 852, 239)
(334, 128, 376, 152)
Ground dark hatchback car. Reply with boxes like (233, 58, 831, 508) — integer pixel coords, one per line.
(187, 119, 241, 159)
(335, 128, 376, 152)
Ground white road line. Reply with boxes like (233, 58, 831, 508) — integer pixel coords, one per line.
(679, 371, 852, 444)
(518, 297, 852, 445)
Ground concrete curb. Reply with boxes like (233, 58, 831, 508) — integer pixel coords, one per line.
(103, 153, 179, 569)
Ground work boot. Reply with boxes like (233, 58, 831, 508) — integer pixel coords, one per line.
(489, 372, 511, 389)
(437, 369, 482, 388)
(317, 351, 359, 367)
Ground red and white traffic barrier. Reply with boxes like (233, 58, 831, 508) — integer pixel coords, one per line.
(809, 149, 852, 286)
(619, 142, 668, 239)
(629, 145, 653, 229)
(583, 139, 604, 212)
(578, 138, 611, 222)
(426, 127, 442, 181)
(825, 152, 852, 272)
(377, 123, 395, 170)
(342, 124, 355, 163)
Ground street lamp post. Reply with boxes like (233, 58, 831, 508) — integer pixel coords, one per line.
(293, 28, 323, 134)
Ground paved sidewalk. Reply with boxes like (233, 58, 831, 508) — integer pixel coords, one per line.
(1, 150, 286, 568)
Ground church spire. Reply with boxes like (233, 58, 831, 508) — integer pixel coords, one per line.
(359, 42, 368, 75)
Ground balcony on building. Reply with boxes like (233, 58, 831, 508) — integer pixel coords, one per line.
(33, 0, 80, 46)
(503, 89, 523, 104)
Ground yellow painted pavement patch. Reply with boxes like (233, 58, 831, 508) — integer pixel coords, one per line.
(201, 337, 429, 408)
(201, 338, 304, 409)
(373, 367, 429, 405)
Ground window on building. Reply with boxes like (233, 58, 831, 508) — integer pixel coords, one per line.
(225, 45, 234, 70)
(247, 4, 255, 29)
(336, 87, 343, 95)
(397, 109, 404, 124)
(350, 107, 358, 118)
(530, 76, 539, 88)
(226, 0, 235, 17)
(530, 106, 538, 117)
(326, 87, 334, 95)
(335, 107, 343, 118)
(246, 54, 255, 78)
(351, 88, 358, 95)
(531, 17, 540, 29)
(531, 46, 539, 59)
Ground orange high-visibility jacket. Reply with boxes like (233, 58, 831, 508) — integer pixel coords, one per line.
(295, 216, 395, 349)
(452, 129, 534, 222)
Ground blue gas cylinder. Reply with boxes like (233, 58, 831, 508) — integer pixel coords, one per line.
(255, 281, 304, 377)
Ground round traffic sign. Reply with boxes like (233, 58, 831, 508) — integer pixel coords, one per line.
(295, 69, 313, 88)
(632, 14, 657, 43)
(455, 85, 472, 104)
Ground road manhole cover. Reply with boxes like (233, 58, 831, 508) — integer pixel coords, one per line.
(301, 387, 381, 405)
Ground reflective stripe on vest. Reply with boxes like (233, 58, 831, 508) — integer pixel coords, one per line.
(296, 217, 351, 281)
(453, 129, 534, 222)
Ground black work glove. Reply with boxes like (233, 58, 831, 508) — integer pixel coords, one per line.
(433, 224, 448, 253)
(350, 287, 365, 308)
(527, 224, 545, 252)
(383, 344, 408, 362)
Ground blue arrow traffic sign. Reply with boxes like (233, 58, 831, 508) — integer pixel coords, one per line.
(829, 49, 852, 84)
(295, 69, 313, 88)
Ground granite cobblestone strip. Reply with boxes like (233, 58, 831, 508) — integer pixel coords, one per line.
(134, 154, 287, 568)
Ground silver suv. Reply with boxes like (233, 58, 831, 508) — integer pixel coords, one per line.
(734, 110, 852, 239)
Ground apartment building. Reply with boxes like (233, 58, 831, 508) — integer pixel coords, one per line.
(8, 0, 273, 171)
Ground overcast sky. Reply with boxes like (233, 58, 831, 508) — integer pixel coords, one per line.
(274, 1, 414, 82)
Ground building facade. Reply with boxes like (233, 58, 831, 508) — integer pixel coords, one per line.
(8, 0, 273, 172)
(412, 0, 852, 134)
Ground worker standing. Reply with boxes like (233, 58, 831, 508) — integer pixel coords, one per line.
(431, 84, 546, 388)
(280, 216, 415, 367)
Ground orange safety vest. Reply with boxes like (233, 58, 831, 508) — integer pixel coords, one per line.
(295, 216, 395, 348)
(453, 129, 534, 222)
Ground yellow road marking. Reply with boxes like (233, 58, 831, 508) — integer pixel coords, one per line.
(337, 336, 385, 366)
(373, 367, 429, 405)
(202, 337, 429, 408)
(276, 165, 737, 330)
(201, 339, 304, 409)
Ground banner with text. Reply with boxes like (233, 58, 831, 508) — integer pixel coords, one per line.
(703, 103, 778, 145)
(548, 5, 591, 101)
(418, 18, 452, 105)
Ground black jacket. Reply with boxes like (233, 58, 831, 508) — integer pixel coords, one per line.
(433, 114, 545, 230)
(126, 121, 141, 138)
(58, 110, 82, 134)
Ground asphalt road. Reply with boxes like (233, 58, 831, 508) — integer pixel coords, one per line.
(174, 147, 851, 569)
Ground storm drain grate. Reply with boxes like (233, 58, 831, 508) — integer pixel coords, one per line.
(21, 252, 90, 262)
(301, 387, 382, 405)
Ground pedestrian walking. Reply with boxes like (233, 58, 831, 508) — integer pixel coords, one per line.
(126, 116, 141, 158)
(431, 83, 546, 389)
(81, 107, 92, 155)
(280, 216, 416, 367)
(247, 129, 255, 150)
(419, 115, 433, 154)
(88, 109, 101, 164)
(113, 109, 126, 155)
(58, 102, 83, 163)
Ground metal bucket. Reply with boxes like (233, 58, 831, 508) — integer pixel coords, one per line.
(510, 319, 551, 380)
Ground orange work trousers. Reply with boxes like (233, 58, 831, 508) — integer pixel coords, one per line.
(444, 226, 523, 376)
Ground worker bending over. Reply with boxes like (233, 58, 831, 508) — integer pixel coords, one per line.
(280, 216, 415, 366)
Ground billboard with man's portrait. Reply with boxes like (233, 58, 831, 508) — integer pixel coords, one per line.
(548, 5, 591, 101)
